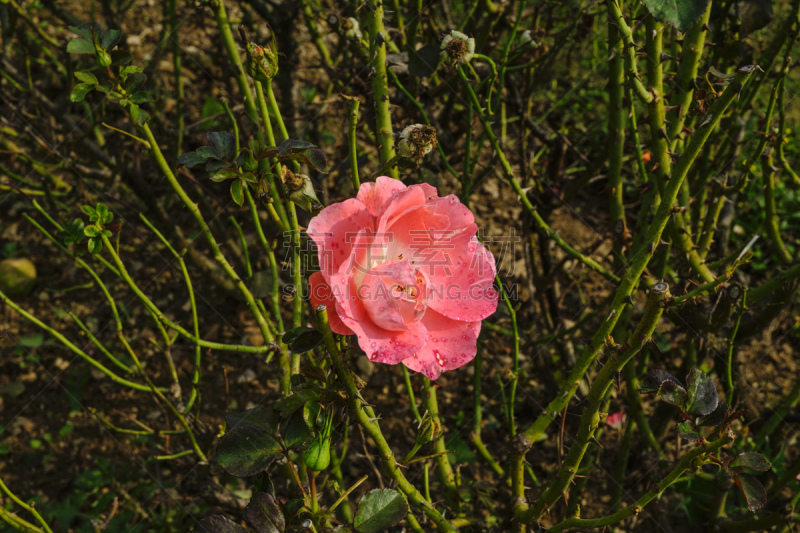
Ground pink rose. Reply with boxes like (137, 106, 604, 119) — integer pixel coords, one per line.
(307, 177, 498, 379)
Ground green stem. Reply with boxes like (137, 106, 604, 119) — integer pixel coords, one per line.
(518, 282, 669, 521)
(366, 0, 398, 179)
(472, 344, 505, 477)
(547, 433, 733, 532)
(0, 476, 52, 533)
(139, 214, 204, 413)
(342, 94, 362, 191)
(402, 366, 423, 424)
(606, 0, 654, 104)
(315, 306, 457, 532)
(422, 378, 459, 509)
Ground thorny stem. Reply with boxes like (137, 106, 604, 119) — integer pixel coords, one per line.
(472, 344, 505, 476)
(510, 65, 757, 510)
(518, 282, 670, 521)
(366, 0, 398, 179)
(546, 433, 734, 532)
(315, 306, 457, 532)
(341, 94, 362, 191)
(422, 378, 459, 509)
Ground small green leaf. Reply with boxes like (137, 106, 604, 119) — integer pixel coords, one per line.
(282, 327, 314, 346)
(230, 180, 244, 206)
(110, 49, 132, 66)
(69, 22, 101, 41)
(101, 230, 113, 237)
(130, 92, 154, 104)
(74, 71, 98, 84)
(289, 329, 324, 353)
(207, 131, 236, 160)
(81, 205, 97, 216)
(100, 28, 123, 50)
(66, 37, 95, 54)
(236, 148, 258, 172)
(240, 172, 258, 183)
(734, 473, 767, 512)
(280, 408, 314, 450)
(193, 515, 248, 533)
(87, 237, 103, 254)
(354, 489, 410, 533)
(697, 401, 727, 427)
(245, 493, 285, 533)
(130, 104, 150, 126)
(125, 72, 147, 93)
(641, 0, 712, 32)
(70, 83, 94, 102)
(197, 146, 219, 160)
(277, 139, 316, 156)
(685, 368, 718, 416)
(206, 160, 230, 173)
(177, 151, 209, 168)
(211, 169, 239, 182)
(677, 421, 700, 441)
(640, 369, 681, 393)
(215, 407, 282, 477)
(83, 226, 101, 238)
(657, 380, 689, 411)
(730, 452, 771, 472)
(120, 65, 142, 76)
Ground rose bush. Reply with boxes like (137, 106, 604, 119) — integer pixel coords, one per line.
(307, 177, 498, 379)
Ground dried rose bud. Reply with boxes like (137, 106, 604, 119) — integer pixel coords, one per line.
(397, 124, 437, 160)
(440, 30, 475, 66)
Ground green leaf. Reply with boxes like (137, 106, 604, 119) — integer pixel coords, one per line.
(74, 71, 98, 84)
(640, 369, 681, 393)
(210, 169, 239, 182)
(677, 421, 700, 441)
(100, 29, 123, 50)
(215, 407, 282, 477)
(193, 515, 248, 533)
(81, 205, 97, 216)
(697, 401, 727, 427)
(130, 92, 154, 104)
(409, 44, 441, 78)
(110, 49, 132, 66)
(69, 23, 101, 41)
(282, 327, 315, 346)
(67, 38, 96, 54)
(354, 489, 410, 533)
(641, 0, 712, 32)
(280, 408, 314, 450)
(197, 146, 219, 160)
(240, 172, 258, 183)
(730, 452, 771, 472)
(120, 65, 142, 76)
(130, 104, 150, 126)
(245, 493, 285, 533)
(657, 380, 689, 411)
(83, 225, 101, 238)
(125, 72, 147, 93)
(177, 151, 210, 168)
(274, 389, 320, 414)
(230, 180, 244, 206)
(289, 329, 324, 354)
(87, 237, 103, 254)
(685, 368, 718, 416)
(70, 83, 94, 103)
(207, 131, 236, 160)
(734, 473, 767, 512)
(277, 139, 316, 156)
(206, 160, 230, 173)
(236, 148, 258, 172)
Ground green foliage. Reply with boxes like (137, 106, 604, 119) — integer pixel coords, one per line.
(641, 0, 712, 32)
(353, 489, 409, 533)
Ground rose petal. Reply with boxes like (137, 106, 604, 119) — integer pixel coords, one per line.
(402, 309, 481, 380)
(309, 272, 353, 335)
(341, 312, 427, 365)
(360, 260, 426, 331)
(427, 237, 498, 321)
(307, 199, 375, 283)
(357, 176, 407, 218)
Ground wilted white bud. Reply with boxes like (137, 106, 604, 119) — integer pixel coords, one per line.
(440, 30, 475, 66)
(341, 17, 362, 41)
(397, 124, 437, 160)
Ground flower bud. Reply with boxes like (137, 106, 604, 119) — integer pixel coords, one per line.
(397, 124, 437, 161)
(96, 48, 113, 68)
(440, 30, 475, 66)
(415, 411, 441, 446)
(341, 17, 362, 41)
(245, 42, 279, 83)
(302, 433, 332, 471)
